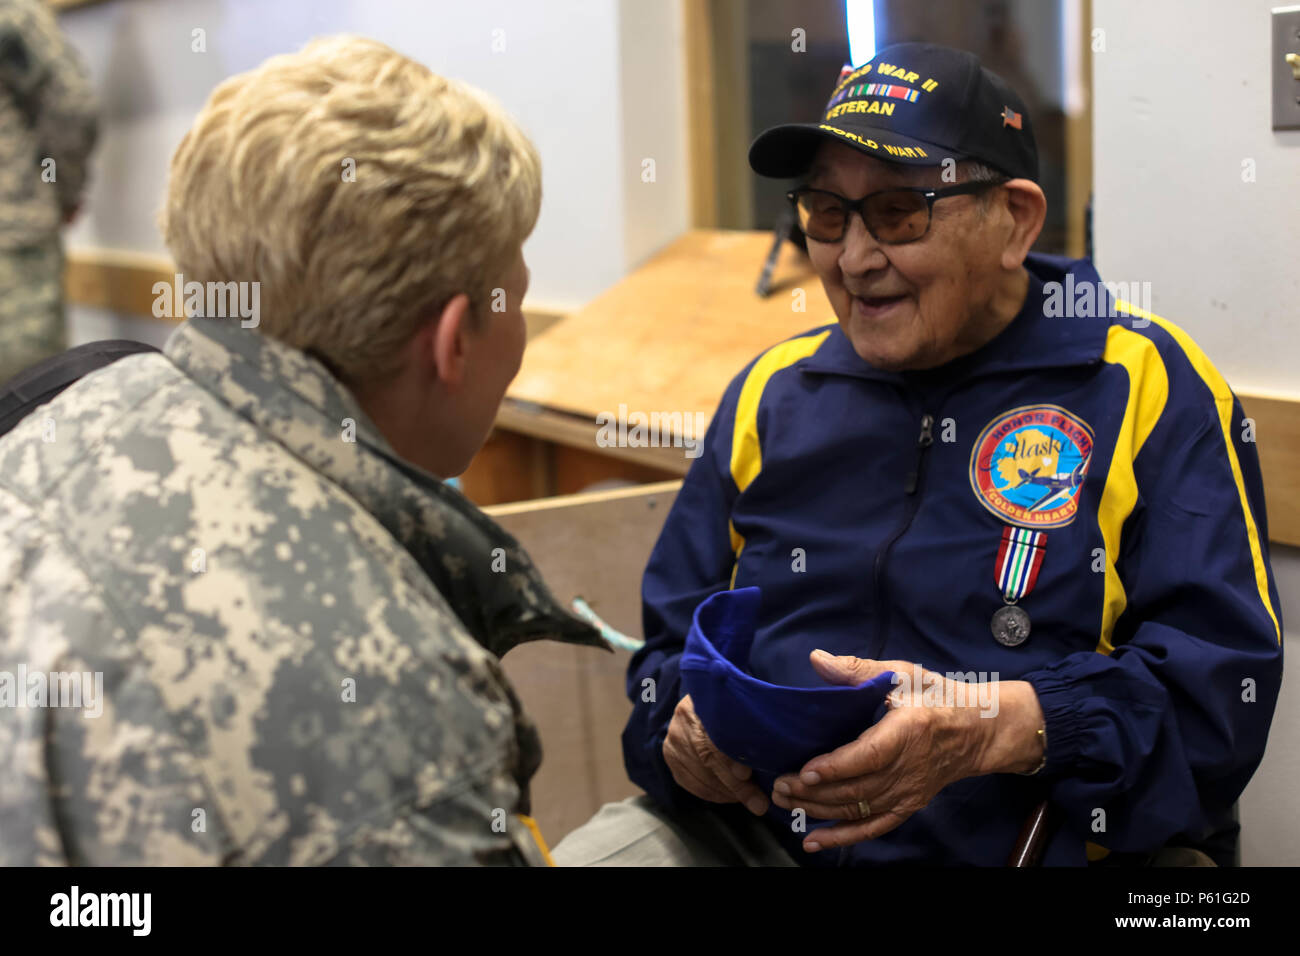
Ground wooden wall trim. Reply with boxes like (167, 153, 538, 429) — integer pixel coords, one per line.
(682, 0, 751, 229)
(710, 0, 752, 229)
(62, 249, 568, 338)
(1240, 394, 1300, 551)
(497, 400, 693, 476)
(484, 479, 684, 519)
(683, 0, 719, 227)
(1066, 0, 1094, 260)
(65, 248, 175, 318)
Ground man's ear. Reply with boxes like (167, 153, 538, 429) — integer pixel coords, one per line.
(998, 179, 1047, 269)
(430, 293, 473, 389)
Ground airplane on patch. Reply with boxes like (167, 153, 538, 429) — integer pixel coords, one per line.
(1013, 458, 1090, 512)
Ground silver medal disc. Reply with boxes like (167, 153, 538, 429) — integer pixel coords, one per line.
(991, 604, 1031, 647)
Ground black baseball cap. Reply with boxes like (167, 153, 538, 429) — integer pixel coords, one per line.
(749, 42, 1038, 182)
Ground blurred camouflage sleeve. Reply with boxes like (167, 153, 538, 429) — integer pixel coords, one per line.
(0, 0, 97, 217)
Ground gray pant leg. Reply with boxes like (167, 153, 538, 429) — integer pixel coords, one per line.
(552, 794, 797, 867)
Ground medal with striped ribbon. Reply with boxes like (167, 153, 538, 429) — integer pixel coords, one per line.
(991, 526, 1046, 647)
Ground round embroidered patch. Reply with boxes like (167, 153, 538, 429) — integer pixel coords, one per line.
(969, 404, 1095, 528)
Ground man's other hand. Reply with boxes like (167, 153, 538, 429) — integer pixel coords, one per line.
(663, 694, 770, 815)
(770, 652, 1044, 853)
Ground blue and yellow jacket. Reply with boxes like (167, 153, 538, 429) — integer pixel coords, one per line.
(623, 253, 1283, 866)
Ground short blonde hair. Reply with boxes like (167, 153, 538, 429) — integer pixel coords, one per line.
(161, 35, 541, 381)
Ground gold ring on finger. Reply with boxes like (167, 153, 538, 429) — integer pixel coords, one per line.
(856, 798, 871, 819)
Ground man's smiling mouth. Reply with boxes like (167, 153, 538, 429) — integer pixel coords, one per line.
(853, 293, 910, 316)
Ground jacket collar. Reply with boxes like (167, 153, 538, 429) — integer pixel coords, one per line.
(164, 317, 606, 658)
(796, 254, 1110, 386)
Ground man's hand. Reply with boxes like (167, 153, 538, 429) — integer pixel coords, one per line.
(769, 651, 1045, 853)
(663, 694, 770, 815)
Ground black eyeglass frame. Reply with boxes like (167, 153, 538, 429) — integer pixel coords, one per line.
(785, 180, 1009, 245)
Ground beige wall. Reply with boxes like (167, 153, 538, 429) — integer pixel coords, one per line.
(57, 0, 689, 324)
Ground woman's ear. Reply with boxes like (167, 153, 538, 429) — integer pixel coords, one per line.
(430, 293, 473, 389)
(998, 179, 1047, 270)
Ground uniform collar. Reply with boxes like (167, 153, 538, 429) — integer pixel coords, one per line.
(796, 254, 1110, 386)
(164, 317, 606, 658)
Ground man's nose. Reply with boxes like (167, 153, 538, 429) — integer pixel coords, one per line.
(838, 210, 888, 276)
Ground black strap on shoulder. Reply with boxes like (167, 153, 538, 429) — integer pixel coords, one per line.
(0, 340, 161, 437)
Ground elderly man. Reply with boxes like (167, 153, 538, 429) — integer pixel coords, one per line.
(557, 42, 1282, 867)
(0, 36, 604, 865)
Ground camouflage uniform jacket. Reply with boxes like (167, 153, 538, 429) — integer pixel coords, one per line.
(0, 0, 98, 247)
(0, 316, 606, 865)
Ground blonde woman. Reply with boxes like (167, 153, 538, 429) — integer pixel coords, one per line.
(0, 36, 603, 866)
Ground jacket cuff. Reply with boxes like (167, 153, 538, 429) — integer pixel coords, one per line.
(1022, 668, 1088, 778)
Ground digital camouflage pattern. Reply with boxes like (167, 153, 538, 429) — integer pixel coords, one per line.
(0, 0, 98, 382)
(0, 316, 607, 865)
(0, 237, 63, 383)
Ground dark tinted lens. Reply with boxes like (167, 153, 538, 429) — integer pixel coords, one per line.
(795, 191, 847, 241)
(864, 190, 929, 242)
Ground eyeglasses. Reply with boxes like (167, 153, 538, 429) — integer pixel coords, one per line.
(786, 180, 1008, 245)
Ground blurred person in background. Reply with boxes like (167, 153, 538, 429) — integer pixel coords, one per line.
(0, 0, 97, 383)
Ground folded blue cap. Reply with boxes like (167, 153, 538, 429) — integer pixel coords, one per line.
(680, 587, 897, 775)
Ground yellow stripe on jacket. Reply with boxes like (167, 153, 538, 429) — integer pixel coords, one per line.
(1095, 325, 1168, 655)
(728, 331, 832, 581)
(1114, 300, 1281, 644)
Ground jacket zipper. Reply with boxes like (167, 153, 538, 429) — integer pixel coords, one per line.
(870, 408, 936, 659)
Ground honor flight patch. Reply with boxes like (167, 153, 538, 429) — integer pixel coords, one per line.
(969, 404, 1094, 528)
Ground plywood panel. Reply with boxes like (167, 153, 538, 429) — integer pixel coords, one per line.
(489, 481, 679, 645)
(1240, 393, 1300, 549)
(490, 482, 680, 843)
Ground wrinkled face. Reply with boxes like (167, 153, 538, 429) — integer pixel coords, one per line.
(803, 141, 1007, 371)
(456, 248, 529, 471)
